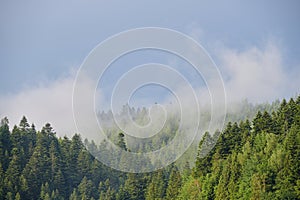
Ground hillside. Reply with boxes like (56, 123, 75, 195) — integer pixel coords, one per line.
(0, 96, 299, 199)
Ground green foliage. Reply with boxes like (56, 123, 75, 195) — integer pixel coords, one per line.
(145, 170, 166, 200)
(166, 166, 182, 200)
(122, 173, 148, 200)
(184, 96, 300, 200)
(77, 176, 97, 199)
(0, 96, 299, 199)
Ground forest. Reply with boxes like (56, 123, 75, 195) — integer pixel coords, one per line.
(0, 96, 299, 199)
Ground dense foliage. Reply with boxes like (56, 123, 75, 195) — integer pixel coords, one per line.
(0, 96, 299, 199)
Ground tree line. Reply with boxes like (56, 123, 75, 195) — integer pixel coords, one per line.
(0, 96, 299, 199)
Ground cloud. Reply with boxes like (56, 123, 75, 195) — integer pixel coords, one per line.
(0, 70, 98, 137)
(217, 41, 299, 103)
(0, 39, 299, 136)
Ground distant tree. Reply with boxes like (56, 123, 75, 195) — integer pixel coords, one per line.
(0, 96, 299, 200)
(117, 133, 127, 151)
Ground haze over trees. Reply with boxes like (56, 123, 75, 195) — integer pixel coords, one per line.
(0, 96, 299, 199)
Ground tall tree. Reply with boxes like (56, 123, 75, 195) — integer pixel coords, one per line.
(166, 166, 182, 200)
(4, 147, 22, 195)
(0, 117, 11, 170)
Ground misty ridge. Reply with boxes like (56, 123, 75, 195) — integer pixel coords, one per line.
(96, 98, 281, 143)
(87, 98, 281, 170)
(1, 40, 299, 137)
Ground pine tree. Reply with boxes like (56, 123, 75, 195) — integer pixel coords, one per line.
(0, 163, 4, 198)
(77, 176, 97, 200)
(193, 132, 214, 177)
(22, 123, 56, 199)
(166, 166, 182, 200)
(69, 134, 84, 188)
(4, 147, 22, 195)
(40, 182, 51, 200)
(117, 133, 127, 151)
(49, 140, 66, 196)
(98, 179, 115, 200)
(0, 117, 11, 170)
(69, 189, 79, 200)
(145, 170, 166, 200)
(77, 149, 93, 180)
(177, 176, 202, 199)
(19, 116, 37, 164)
(15, 192, 21, 200)
(124, 173, 147, 200)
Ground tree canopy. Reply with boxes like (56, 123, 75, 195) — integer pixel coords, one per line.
(0, 97, 299, 199)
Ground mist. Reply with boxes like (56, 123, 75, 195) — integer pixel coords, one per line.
(0, 41, 299, 138)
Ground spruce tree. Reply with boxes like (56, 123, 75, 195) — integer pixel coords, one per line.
(166, 166, 182, 200)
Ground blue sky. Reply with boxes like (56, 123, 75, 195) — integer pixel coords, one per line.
(0, 0, 299, 134)
(1, 0, 299, 94)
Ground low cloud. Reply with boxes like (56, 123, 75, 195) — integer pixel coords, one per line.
(0, 71, 97, 137)
(0, 40, 299, 135)
(218, 41, 299, 103)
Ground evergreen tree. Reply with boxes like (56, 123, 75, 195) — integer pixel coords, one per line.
(4, 147, 22, 195)
(166, 166, 182, 200)
(69, 189, 79, 200)
(0, 96, 299, 200)
(0, 117, 11, 170)
(123, 173, 147, 200)
(145, 170, 166, 200)
(40, 182, 51, 200)
(0, 163, 4, 198)
(77, 176, 97, 200)
(117, 133, 127, 151)
(98, 179, 115, 200)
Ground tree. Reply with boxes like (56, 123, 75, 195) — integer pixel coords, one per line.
(177, 176, 202, 200)
(40, 182, 51, 200)
(0, 96, 298, 200)
(0, 163, 4, 198)
(4, 147, 22, 195)
(19, 117, 37, 163)
(145, 170, 166, 200)
(193, 132, 214, 177)
(21, 123, 56, 199)
(69, 134, 84, 189)
(0, 117, 11, 170)
(69, 189, 79, 200)
(117, 133, 127, 151)
(166, 166, 182, 200)
(77, 176, 97, 200)
(98, 179, 115, 200)
(124, 173, 147, 200)
(15, 192, 21, 200)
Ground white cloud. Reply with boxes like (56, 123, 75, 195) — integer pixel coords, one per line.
(218, 41, 299, 103)
(0, 39, 299, 136)
(0, 70, 98, 137)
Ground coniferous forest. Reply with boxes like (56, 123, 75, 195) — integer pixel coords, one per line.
(0, 96, 300, 200)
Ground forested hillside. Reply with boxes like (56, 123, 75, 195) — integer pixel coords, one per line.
(0, 96, 299, 199)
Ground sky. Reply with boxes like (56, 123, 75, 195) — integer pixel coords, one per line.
(0, 0, 300, 135)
